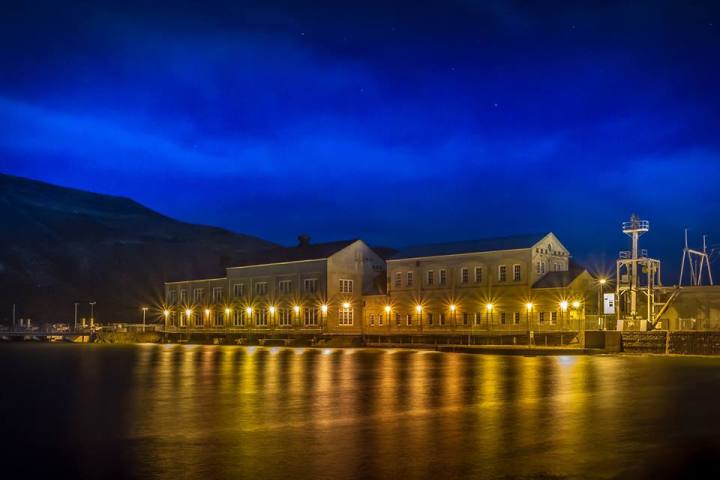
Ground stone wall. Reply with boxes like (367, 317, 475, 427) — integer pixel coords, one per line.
(621, 331, 720, 355)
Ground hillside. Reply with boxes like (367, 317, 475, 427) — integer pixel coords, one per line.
(0, 174, 276, 325)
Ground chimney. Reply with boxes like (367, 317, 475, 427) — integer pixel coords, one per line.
(298, 234, 311, 247)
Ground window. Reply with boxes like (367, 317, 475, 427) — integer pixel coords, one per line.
(255, 309, 268, 326)
(179, 312, 186, 327)
(427, 312, 434, 325)
(339, 306, 353, 325)
(536, 262, 541, 274)
(474, 312, 481, 325)
(539, 312, 546, 324)
(406, 314, 413, 326)
(233, 283, 244, 297)
(279, 280, 292, 294)
(475, 267, 483, 283)
(180, 289, 188, 303)
(232, 310, 245, 327)
(439, 313, 445, 326)
(339, 279, 353, 293)
(513, 312, 520, 325)
(461, 268, 469, 284)
(369, 313, 375, 326)
(395, 313, 401, 326)
(194, 312, 203, 327)
(500, 312, 506, 324)
(378, 313, 384, 326)
(513, 265, 521, 282)
(541, 262, 545, 274)
(498, 265, 507, 282)
(427, 270, 434, 285)
(212, 287, 223, 302)
(462, 312, 469, 326)
(214, 310, 224, 327)
(193, 288, 204, 302)
(394, 272, 402, 288)
(255, 282, 268, 295)
(406, 272, 413, 287)
(279, 308, 292, 327)
(439, 269, 447, 285)
(304, 308, 318, 327)
(304, 278, 317, 293)
(551, 311, 558, 324)
(554, 263, 560, 272)
(169, 290, 178, 304)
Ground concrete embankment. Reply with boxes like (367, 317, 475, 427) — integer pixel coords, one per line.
(621, 331, 720, 355)
(93, 331, 160, 344)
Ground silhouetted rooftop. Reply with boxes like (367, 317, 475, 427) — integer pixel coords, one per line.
(229, 239, 358, 267)
(390, 233, 549, 260)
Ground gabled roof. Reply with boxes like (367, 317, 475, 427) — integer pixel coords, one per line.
(390, 233, 549, 260)
(532, 262, 588, 289)
(228, 239, 358, 268)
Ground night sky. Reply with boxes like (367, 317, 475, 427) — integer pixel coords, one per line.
(1, 1, 719, 277)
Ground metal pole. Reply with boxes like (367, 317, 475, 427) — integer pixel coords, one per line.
(74, 302, 79, 331)
(142, 307, 148, 332)
(12, 304, 16, 329)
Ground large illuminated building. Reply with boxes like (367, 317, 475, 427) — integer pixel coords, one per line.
(162, 233, 599, 338)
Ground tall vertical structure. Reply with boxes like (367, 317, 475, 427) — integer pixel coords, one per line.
(679, 230, 714, 286)
(616, 214, 661, 328)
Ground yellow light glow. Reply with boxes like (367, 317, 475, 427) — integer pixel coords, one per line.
(185, 309, 192, 316)
(599, 278, 607, 285)
(560, 300, 569, 311)
(342, 302, 351, 309)
(572, 300, 581, 309)
(449, 304, 456, 312)
(225, 308, 231, 315)
(245, 307, 253, 315)
(204, 309, 210, 316)
(163, 309, 170, 316)
(293, 305, 301, 313)
(269, 306, 276, 314)
(525, 303, 533, 311)
(486, 303, 494, 311)
(320, 304, 328, 313)
(384, 305, 391, 313)
(415, 304, 423, 313)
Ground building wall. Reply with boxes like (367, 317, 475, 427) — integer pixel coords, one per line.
(530, 233, 570, 285)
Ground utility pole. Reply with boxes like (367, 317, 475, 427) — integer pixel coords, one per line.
(89, 301, 96, 328)
(74, 302, 79, 330)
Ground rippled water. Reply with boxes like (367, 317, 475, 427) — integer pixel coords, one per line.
(2, 344, 720, 479)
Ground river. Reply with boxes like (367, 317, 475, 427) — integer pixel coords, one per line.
(2, 344, 720, 479)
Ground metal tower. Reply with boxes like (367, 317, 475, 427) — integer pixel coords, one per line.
(679, 229, 714, 286)
(616, 214, 662, 328)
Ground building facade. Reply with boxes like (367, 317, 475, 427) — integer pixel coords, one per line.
(162, 233, 598, 337)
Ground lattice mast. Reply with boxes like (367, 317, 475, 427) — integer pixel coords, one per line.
(679, 229, 714, 286)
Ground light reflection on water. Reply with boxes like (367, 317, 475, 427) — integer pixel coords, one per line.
(3, 344, 720, 479)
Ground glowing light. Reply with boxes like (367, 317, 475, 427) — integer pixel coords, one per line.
(342, 302, 350, 309)
(269, 306, 276, 314)
(224, 308, 231, 315)
(293, 305, 301, 313)
(384, 305, 391, 313)
(449, 304, 456, 312)
(525, 302, 533, 311)
(486, 303, 494, 311)
(185, 309, 192, 317)
(415, 304, 423, 313)
(322, 348, 332, 355)
(204, 309, 210, 316)
(163, 309, 170, 316)
(320, 304, 328, 313)
(245, 307, 253, 315)
(560, 300, 569, 311)
(572, 300, 581, 309)
(599, 278, 607, 285)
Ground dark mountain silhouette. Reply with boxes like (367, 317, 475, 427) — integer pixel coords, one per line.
(0, 173, 276, 325)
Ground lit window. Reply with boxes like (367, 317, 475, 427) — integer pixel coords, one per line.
(369, 313, 375, 326)
(406, 314, 413, 326)
(339, 305, 354, 325)
(539, 312, 545, 324)
(513, 265, 521, 282)
(513, 312, 520, 325)
(474, 312, 481, 325)
(395, 312, 401, 326)
(339, 279, 353, 293)
(551, 311, 558, 324)
(498, 265, 507, 282)
(461, 268, 469, 284)
(378, 313, 384, 326)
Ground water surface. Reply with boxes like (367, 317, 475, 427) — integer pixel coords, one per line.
(2, 344, 720, 479)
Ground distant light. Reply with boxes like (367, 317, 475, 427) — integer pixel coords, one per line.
(449, 304, 456, 312)
(204, 309, 210, 316)
(486, 303, 494, 311)
(245, 307, 253, 315)
(269, 306, 276, 314)
(384, 305, 392, 313)
(185, 309, 192, 316)
(415, 304, 423, 313)
(560, 300, 569, 311)
(320, 304, 328, 313)
(525, 303, 533, 311)
(599, 278, 607, 285)
(225, 308, 231, 315)
(163, 309, 170, 316)
(293, 305, 301, 313)
(342, 302, 351, 309)
(572, 301, 581, 309)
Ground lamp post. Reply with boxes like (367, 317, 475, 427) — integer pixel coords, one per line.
(384, 305, 391, 335)
(560, 301, 569, 329)
(74, 302, 79, 331)
(450, 304, 457, 332)
(293, 305, 301, 330)
(163, 309, 170, 330)
(415, 304, 423, 333)
(141, 307, 148, 332)
(598, 278, 607, 329)
(486, 303, 494, 331)
(89, 301, 96, 328)
(321, 304, 328, 334)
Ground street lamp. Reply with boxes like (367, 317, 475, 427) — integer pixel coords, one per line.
(163, 309, 170, 329)
(89, 301, 96, 328)
(526, 302, 533, 330)
(449, 304, 457, 329)
(320, 304, 328, 333)
(486, 303, 494, 330)
(560, 300, 568, 328)
(185, 308, 192, 328)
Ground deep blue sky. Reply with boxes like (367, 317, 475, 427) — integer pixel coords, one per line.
(1, 1, 719, 278)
